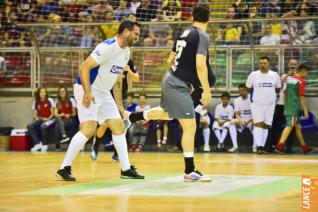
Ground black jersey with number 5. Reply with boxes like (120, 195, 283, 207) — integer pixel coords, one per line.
(171, 26, 212, 86)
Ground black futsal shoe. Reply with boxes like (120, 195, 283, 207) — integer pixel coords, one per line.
(56, 166, 76, 181)
(121, 165, 145, 179)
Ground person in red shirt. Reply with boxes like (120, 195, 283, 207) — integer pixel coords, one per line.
(27, 87, 55, 152)
(54, 87, 77, 150)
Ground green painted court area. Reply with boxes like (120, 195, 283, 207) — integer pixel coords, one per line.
(24, 174, 300, 199)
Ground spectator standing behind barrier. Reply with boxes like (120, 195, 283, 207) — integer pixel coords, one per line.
(28, 87, 55, 152)
(54, 86, 77, 151)
(260, 24, 280, 45)
(144, 10, 174, 47)
(114, 0, 133, 21)
(269, 59, 298, 153)
(136, 0, 157, 21)
(129, 94, 151, 152)
(161, 0, 182, 21)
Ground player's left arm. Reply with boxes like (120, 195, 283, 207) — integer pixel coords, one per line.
(275, 72, 282, 93)
(125, 60, 139, 82)
(113, 72, 124, 117)
(196, 33, 212, 108)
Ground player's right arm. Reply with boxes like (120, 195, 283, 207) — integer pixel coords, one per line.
(167, 39, 176, 67)
(196, 32, 212, 108)
(167, 51, 176, 67)
(79, 56, 98, 108)
(245, 72, 254, 93)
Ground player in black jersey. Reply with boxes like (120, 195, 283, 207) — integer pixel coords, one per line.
(126, 3, 213, 182)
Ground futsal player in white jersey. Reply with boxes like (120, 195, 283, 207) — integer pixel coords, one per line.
(246, 57, 281, 154)
(231, 83, 255, 153)
(56, 20, 144, 181)
(212, 92, 237, 152)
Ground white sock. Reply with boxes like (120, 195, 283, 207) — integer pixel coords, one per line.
(61, 131, 88, 169)
(229, 125, 238, 148)
(112, 133, 131, 171)
(183, 152, 193, 157)
(253, 127, 263, 147)
(203, 128, 210, 146)
(220, 129, 228, 143)
(262, 129, 269, 147)
(214, 130, 221, 143)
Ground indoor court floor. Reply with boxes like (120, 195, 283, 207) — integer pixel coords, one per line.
(0, 152, 317, 212)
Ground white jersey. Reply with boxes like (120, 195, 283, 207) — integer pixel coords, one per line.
(246, 70, 281, 105)
(234, 96, 252, 120)
(277, 74, 293, 105)
(135, 104, 151, 112)
(76, 37, 130, 92)
(215, 103, 234, 121)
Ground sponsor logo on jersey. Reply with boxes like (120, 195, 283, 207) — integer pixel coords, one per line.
(242, 110, 251, 115)
(94, 50, 101, 57)
(259, 83, 272, 87)
(110, 65, 123, 75)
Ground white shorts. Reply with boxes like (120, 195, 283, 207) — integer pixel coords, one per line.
(73, 83, 121, 124)
(237, 122, 253, 133)
(212, 120, 231, 130)
(250, 103, 275, 125)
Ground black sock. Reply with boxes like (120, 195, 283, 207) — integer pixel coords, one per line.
(184, 157, 195, 174)
(113, 148, 118, 157)
(129, 112, 145, 123)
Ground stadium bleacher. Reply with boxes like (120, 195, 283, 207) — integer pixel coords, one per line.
(0, 0, 318, 90)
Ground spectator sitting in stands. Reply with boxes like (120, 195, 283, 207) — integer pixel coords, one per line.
(299, 9, 317, 43)
(17, 0, 37, 22)
(101, 10, 119, 39)
(162, 0, 182, 21)
(114, 0, 133, 21)
(143, 10, 173, 47)
(219, 7, 242, 45)
(281, 10, 301, 44)
(54, 86, 77, 151)
(28, 87, 55, 152)
(131, 0, 141, 14)
(260, 24, 280, 45)
(240, 5, 262, 45)
(92, 0, 113, 22)
(0, 57, 7, 74)
(223, 23, 241, 45)
(232, 0, 250, 19)
(180, 0, 198, 20)
(79, 13, 98, 47)
(2, 11, 28, 47)
(127, 92, 138, 112)
(129, 93, 151, 152)
(136, 0, 157, 21)
(266, 10, 282, 36)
